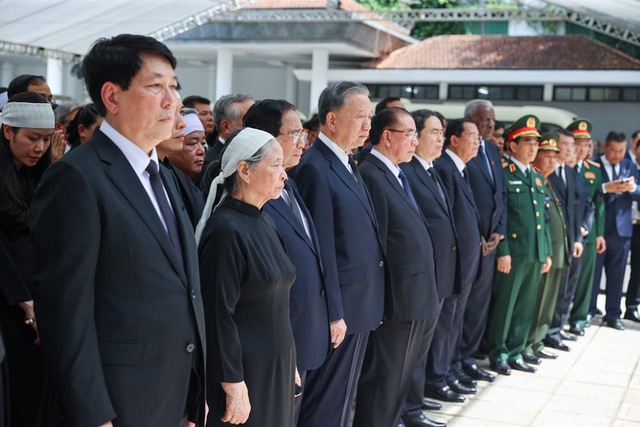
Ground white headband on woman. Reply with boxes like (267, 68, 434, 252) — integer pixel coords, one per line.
(195, 127, 275, 244)
(0, 101, 55, 129)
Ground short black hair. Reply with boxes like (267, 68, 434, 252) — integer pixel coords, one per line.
(494, 120, 505, 131)
(444, 118, 475, 148)
(375, 97, 402, 115)
(631, 130, 640, 141)
(411, 109, 438, 138)
(183, 95, 211, 108)
(82, 34, 177, 116)
(243, 99, 297, 138)
(370, 107, 411, 146)
(605, 131, 626, 145)
(556, 128, 574, 138)
(8, 74, 47, 99)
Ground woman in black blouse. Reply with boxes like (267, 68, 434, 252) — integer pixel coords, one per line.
(0, 92, 54, 426)
(196, 127, 296, 427)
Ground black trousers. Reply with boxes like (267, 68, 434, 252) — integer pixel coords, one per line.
(626, 223, 640, 311)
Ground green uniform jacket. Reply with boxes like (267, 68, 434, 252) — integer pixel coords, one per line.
(545, 182, 570, 270)
(497, 160, 552, 263)
(579, 159, 605, 243)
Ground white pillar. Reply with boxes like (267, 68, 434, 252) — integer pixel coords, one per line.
(46, 58, 64, 96)
(439, 82, 448, 101)
(285, 64, 296, 104)
(215, 49, 233, 101)
(208, 63, 216, 102)
(1, 62, 15, 86)
(309, 48, 329, 115)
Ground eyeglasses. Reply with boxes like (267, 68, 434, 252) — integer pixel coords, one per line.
(385, 129, 418, 140)
(279, 129, 308, 143)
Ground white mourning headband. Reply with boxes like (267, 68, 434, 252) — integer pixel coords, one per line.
(195, 127, 276, 244)
(0, 102, 55, 129)
(183, 112, 205, 136)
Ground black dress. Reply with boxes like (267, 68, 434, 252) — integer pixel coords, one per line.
(199, 197, 296, 427)
(0, 172, 45, 427)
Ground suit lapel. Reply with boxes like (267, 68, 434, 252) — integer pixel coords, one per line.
(409, 158, 449, 214)
(369, 155, 422, 217)
(317, 138, 377, 223)
(93, 132, 188, 287)
(443, 153, 478, 211)
(269, 197, 315, 253)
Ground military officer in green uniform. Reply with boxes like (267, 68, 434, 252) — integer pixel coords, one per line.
(487, 115, 552, 376)
(568, 119, 606, 329)
(523, 134, 568, 364)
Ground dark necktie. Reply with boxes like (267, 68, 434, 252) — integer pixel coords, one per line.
(348, 156, 368, 194)
(462, 167, 472, 188)
(146, 160, 183, 265)
(398, 169, 419, 210)
(558, 165, 566, 185)
(427, 167, 446, 204)
(283, 179, 307, 235)
(612, 165, 619, 180)
(478, 143, 494, 182)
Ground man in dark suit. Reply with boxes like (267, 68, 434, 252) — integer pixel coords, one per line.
(400, 110, 458, 426)
(592, 131, 640, 330)
(457, 100, 505, 383)
(544, 129, 586, 349)
(353, 108, 441, 427)
(203, 93, 254, 164)
(292, 82, 386, 427)
(243, 99, 331, 423)
(624, 131, 640, 323)
(30, 35, 206, 427)
(423, 119, 482, 403)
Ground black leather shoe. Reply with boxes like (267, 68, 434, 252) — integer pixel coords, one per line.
(560, 330, 577, 341)
(463, 363, 495, 382)
(623, 309, 640, 323)
(543, 337, 570, 352)
(522, 352, 541, 365)
(569, 324, 585, 336)
(534, 348, 558, 359)
(448, 379, 476, 394)
(421, 399, 442, 411)
(403, 413, 446, 427)
(509, 358, 536, 373)
(490, 360, 511, 376)
(455, 370, 477, 387)
(602, 317, 625, 330)
(425, 385, 465, 403)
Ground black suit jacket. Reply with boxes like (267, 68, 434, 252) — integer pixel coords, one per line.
(31, 130, 206, 427)
(596, 156, 640, 238)
(161, 160, 205, 230)
(263, 180, 331, 371)
(548, 164, 584, 249)
(401, 157, 460, 299)
(359, 154, 440, 321)
(291, 137, 386, 333)
(466, 141, 506, 239)
(434, 152, 483, 287)
(204, 139, 224, 164)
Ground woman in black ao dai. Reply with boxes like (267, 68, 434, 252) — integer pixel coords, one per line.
(196, 127, 296, 427)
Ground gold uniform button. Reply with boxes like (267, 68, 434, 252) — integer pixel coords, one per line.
(512, 233, 517, 238)
(516, 188, 520, 193)
(590, 180, 594, 184)
(531, 188, 534, 192)
(536, 224, 542, 230)
(533, 200, 537, 205)
(536, 212, 540, 217)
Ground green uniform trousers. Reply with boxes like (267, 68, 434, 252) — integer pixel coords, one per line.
(526, 266, 567, 353)
(569, 241, 596, 327)
(488, 261, 542, 363)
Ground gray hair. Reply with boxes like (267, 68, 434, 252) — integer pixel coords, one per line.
(464, 99, 494, 120)
(318, 81, 369, 125)
(213, 93, 254, 131)
(54, 102, 82, 123)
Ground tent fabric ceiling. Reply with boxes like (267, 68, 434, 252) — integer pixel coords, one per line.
(0, 0, 229, 54)
(1, 0, 639, 56)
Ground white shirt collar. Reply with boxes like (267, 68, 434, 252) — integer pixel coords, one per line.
(100, 120, 159, 175)
(414, 154, 434, 172)
(371, 148, 401, 180)
(319, 131, 351, 170)
(510, 156, 530, 175)
(445, 148, 466, 175)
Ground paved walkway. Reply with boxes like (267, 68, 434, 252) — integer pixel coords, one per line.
(427, 296, 640, 427)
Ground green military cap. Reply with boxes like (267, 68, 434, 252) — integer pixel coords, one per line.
(566, 118, 592, 139)
(538, 132, 560, 152)
(505, 114, 541, 142)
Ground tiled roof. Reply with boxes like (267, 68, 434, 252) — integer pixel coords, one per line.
(373, 35, 640, 70)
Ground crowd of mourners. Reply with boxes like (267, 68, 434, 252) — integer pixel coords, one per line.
(1, 33, 639, 427)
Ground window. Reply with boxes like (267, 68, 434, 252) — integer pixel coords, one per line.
(554, 86, 637, 102)
(448, 85, 543, 101)
(366, 84, 439, 101)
